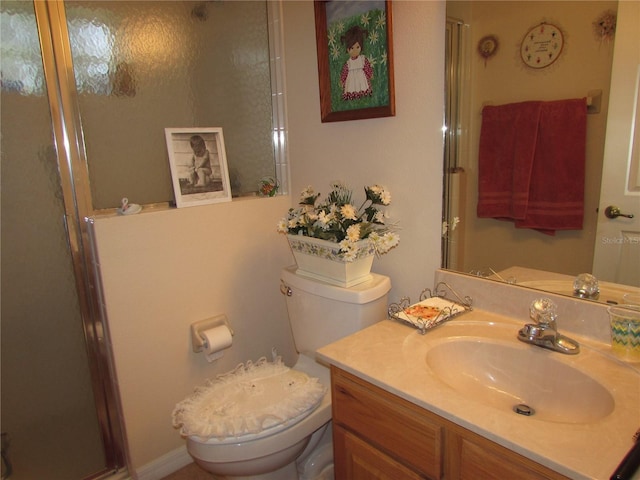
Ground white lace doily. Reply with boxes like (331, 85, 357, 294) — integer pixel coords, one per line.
(172, 357, 326, 440)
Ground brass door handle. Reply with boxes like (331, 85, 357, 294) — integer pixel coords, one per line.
(604, 206, 635, 219)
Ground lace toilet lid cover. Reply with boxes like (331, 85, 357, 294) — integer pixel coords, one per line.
(172, 357, 326, 440)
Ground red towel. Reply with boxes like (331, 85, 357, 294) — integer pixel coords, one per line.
(515, 98, 587, 234)
(477, 98, 587, 235)
(477, 101, 542, 220)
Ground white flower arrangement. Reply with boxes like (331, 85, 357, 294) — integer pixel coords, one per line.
(277, 182, 400, 260)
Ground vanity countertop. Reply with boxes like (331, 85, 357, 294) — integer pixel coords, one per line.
(316, 310, 640, 480)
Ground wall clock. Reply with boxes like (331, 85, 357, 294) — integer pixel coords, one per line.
(520, 23, 564, 69)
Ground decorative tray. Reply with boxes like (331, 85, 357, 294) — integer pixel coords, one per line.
(388, 282, 472, 334)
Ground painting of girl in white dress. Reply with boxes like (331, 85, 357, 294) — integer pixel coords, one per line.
(340, 25, 373, 101)
(315, 0, 394, 122)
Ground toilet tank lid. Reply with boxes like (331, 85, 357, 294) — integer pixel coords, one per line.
(281, 265, 391, 304)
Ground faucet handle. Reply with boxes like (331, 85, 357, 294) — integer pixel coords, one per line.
(529, 298, 557, 326)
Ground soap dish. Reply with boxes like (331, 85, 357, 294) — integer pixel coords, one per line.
(388, 282, 472, 334)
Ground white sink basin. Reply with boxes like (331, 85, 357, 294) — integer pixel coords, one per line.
(426, 337, 615, 424)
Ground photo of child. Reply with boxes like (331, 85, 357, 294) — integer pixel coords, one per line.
(165, 128, 231, 207)
(188, 135, 213, 187)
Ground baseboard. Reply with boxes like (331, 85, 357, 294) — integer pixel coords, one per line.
(134, 446, 193, 480)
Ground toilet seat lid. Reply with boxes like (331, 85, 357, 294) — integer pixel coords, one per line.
(172, 357, 326, 440)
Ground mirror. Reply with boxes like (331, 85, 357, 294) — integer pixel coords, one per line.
(443, 1, 640, 304)
(61, 0, 285, 210)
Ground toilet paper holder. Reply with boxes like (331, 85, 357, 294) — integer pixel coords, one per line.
(191, 314, 234, 353)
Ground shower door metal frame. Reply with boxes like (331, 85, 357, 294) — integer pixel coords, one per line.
(442, 17, 468, 270)
(33, 1, 127, 476)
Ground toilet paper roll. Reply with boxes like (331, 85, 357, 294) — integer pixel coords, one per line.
(201, 325, 233, 362)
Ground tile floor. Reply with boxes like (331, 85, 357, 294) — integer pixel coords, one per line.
(159, 462, 213, 479)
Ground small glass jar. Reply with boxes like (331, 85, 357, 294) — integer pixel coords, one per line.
(607, 306, 640, 363)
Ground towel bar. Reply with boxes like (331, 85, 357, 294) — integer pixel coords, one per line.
(481, 91, 602, 115)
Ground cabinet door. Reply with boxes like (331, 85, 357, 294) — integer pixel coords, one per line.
(447, 431, 569, 480)
(334, 424, 427, 480)
(332, 367, 443, 478)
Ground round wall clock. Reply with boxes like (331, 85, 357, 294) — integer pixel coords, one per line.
(520, 23, 564, 69)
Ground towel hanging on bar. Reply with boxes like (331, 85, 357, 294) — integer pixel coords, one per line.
(477, 98, 587, 235)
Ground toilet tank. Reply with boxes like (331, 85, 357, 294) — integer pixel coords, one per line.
(281, 266, 391, 355)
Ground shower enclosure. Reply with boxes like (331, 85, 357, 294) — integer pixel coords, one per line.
(442, 16, 469, 271)
(1, 1, 125, 479)
(1, 1, 280, 478)
(1, 5, 118, 480)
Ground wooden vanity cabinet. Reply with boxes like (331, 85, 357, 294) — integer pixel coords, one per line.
(331, 366, 570, 480)
(332, 366, 443, 479)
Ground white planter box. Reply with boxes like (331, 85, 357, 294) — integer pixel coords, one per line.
(286, 235, 375, 287)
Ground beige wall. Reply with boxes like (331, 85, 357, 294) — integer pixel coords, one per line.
(92, 0, 446, 475)
(283, 1, 445, 295)
(452, 1, 616, 275)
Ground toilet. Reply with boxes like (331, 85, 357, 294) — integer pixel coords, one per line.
(179, 265, 391, 479)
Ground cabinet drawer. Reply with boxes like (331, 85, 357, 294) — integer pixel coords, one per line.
(331, 367, 443, 479)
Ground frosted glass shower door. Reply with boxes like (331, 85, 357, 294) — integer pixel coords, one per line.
(0, 2, 107, 479)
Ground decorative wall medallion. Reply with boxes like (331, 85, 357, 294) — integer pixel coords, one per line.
(593, 10, 616, 43)
(478, 35, 498, 66)
(520, 23, 564, 69)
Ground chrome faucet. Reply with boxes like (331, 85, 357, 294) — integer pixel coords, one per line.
(517, 298, 580, 354)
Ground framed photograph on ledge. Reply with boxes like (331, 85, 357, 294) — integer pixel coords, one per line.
(314, 0, 395, 122)
(165, 127, 232, 208)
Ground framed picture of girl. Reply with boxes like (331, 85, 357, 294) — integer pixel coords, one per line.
(314, 0, 395, 122)
(165, 127, 232, 208)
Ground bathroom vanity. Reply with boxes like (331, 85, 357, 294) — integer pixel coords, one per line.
(317, 274, 640, 480)
(331, 366, 568, 479)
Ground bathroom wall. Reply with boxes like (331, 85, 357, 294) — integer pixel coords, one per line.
(284, 1, 445, 295)
(91, 1, 445, 477)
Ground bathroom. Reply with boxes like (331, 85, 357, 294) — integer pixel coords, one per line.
(0, 1, 637, 479)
